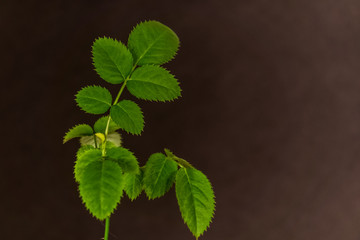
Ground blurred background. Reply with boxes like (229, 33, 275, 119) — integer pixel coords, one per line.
(1, 0, 360, 239)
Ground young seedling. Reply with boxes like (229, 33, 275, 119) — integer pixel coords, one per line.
(63, 20, 215, 240)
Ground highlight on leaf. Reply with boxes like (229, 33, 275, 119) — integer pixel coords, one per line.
(175, 167, 215, 238)
(127, 65, 181, 101)
(110, 100, 144, 135)
(64, 124, 93, 143)
(92, 37, 134, 84)
(75, 86, 112, 114)
(106, 147, 139, 174)
(128, 20, 180, 66)
(79, 160, 124, 220)
(143, 153, 178, 199)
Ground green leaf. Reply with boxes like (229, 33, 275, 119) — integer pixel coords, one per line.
(75, 86, 112, 114)
(106, 147, 139, 174)
(79, 160, 124, 220)
(92, 37, 134, 84)
(143, 153, 178, 199)
(80, 132, 122, 148)
(106, 133, 122, 147)
(127, 65, 181, 101)
(76, 145, 95, 159)
(110, 100, 144, 135)
(63, 124, 93, 143)
(123, 169, 143, 201)
(74, 148, 102, 182)
(128, 20, 179, 66)
(80, 135, 99, 147)
(94, 116, 120, 134)
(175, 168, 215, 238)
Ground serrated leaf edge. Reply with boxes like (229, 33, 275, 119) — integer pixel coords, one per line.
(110, 100, 145, 136)
(127, 64, 182, 102)
(92, 36, 134, 83)
(127, 20, 180, 66)
(75, 85, 112, 115)
(176, 168, 216, 238)
(63, 124, 94, 143)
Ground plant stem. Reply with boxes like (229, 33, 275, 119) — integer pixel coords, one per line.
(114, 79, 128, 105)
(102, 79, 129, 155)
(101, 73, 134, 237)
(104, 217, 110, 240)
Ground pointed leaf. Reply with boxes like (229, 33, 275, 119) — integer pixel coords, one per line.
(106, 147, 139, 174)
(74, 148, 102, 182)
(143, 153, 178, 199)
(110, 100, 144, 135)
(128, 20, 179, 66)
(124, 169, 143, 201)
(75, 86, 112, 114)
(92, 37, 134, 84)
(175, 168, 215, 238)
(127, 65, 181, 101)
(79, 160, 124, 220)
(94, 116, 120, 134)
(64, 124, 93, 143)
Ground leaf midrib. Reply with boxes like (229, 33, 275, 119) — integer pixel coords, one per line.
(151, 157, 168, 196)
(134, 30, 167, 65)
(184, 168, 198, 235)
(81, 95, 111, 106)
(98, 43, 126, 80)
(115, 103, 138, 132)
(99, 161, 106, 218)
(128, 79, 177, 92)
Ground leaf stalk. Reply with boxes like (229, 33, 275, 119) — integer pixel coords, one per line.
(104, 217, 110, 240)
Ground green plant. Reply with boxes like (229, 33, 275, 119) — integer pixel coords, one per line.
(63, 20, 215, 240)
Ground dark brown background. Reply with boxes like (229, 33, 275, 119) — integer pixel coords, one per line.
(2, 0, 360, 239)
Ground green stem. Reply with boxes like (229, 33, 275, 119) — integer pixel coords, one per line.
(94, 134, 98, 148)
(114, 78, 128, 105)
(102, 78, 129, 155)
(104, 217, 110, 240)
(101, 73, 134, 238)
(164, 148, 193, 168)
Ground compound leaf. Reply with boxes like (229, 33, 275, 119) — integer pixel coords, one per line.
(75, 86, 112, 114)
(79, 160, 124, 220)
(94, 116, 120, 134)
(127, 65, 181, 101)
(106, 147, 139, 174)
(175, 168, 215, 238)
(110, 100, 144, 135)
(92, 37, 134, 84)
(143, 153, 178, 199)
(128, 20, 179, 66)
(63, 124, 93, 143)
(123, 169, 143, 201)
(74, 148, 102, 182)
